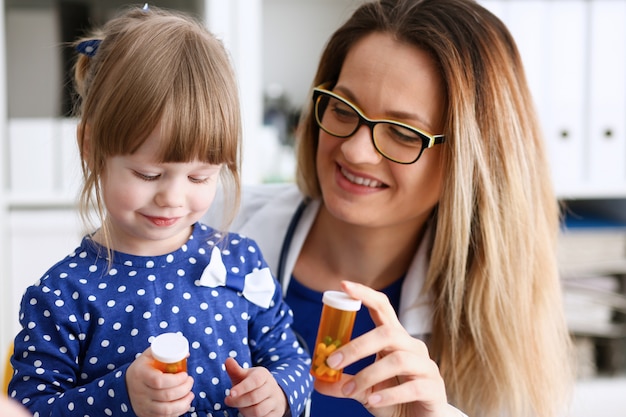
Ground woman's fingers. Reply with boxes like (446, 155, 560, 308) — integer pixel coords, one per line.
(326, 319, 428, 371)
(341, 281, 400, 327)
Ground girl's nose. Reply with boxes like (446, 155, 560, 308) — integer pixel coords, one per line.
(340, 125, 384, 165)
(155, 182, 185, 208)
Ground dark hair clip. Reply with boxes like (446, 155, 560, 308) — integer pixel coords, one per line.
(76, 39, 101, 57)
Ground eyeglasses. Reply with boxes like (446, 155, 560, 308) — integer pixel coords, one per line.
(312, 85, 445, 164)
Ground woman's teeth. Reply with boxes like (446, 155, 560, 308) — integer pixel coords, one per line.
(341, 167, 383, 188)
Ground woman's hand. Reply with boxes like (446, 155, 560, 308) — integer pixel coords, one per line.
(126, 347, 194, 417)
(313, 281, 458, 417)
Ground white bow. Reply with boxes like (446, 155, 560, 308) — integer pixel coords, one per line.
(198, 247, 276, 308)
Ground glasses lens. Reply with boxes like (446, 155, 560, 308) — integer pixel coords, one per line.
(373, 123, 425, 163)
(314, 89, 428, 164)
(315, 94, 359, 138)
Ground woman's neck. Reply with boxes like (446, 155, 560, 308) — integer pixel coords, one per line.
(294, 204, 430, 292)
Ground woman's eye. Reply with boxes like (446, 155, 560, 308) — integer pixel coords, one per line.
(133, 171, 160, 181)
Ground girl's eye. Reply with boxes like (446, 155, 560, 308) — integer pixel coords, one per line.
(133, 171, 160, 181)
(189, 176, 210, 184)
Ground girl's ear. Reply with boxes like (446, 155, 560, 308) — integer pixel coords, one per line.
(77, 122, 91, 163)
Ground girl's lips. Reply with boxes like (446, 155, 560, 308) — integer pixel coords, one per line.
(339, 165, 386, 188)
(145, 216, 180, 227)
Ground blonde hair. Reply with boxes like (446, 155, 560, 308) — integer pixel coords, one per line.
(73, 6, 241, 252)
(296, 0, 573, 416)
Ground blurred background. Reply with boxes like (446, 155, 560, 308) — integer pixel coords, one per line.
(0, 1, 625, 415)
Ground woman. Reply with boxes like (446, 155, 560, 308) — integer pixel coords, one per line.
(206, 0, 574, 416)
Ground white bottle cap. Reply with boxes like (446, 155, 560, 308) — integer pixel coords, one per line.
(151, 332, 189, 364)
(322, 290, 362, 311)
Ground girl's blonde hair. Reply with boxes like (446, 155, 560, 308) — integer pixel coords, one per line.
(296, 0, 573, 416)
(73, 6, 241, 250)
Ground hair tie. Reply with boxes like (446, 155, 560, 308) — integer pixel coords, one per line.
(76, 39, 101, 57)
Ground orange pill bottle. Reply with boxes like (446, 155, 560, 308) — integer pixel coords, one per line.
(151, 332, 189, 374)
(310, 290, 362, 382)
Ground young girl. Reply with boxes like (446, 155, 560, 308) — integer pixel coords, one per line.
(8, 6, 312, 417)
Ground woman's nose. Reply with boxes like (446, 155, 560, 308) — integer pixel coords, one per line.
(340, 125, 384, 164)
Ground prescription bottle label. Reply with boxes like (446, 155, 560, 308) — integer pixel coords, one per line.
(310, 290, 361, 382)
(151, 332, 189, 374)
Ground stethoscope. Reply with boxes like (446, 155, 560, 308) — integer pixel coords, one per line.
(276, 199, 309, 288)
(277, 199, 312, 417)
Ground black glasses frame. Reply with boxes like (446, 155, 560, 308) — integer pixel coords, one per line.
(312, 85, 445, 164)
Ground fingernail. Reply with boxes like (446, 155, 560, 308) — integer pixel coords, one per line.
(368, 394, 382, 405)
(326, 352, 343, 369)
(342, 381, 355, 396)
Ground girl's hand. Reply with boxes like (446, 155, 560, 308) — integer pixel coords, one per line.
(224, 357, 288, 417)
(126, 347, 194, 417)
(313, 281, 458, 417)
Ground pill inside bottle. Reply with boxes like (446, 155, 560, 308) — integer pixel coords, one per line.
(151, 332, 189, 374)
(310, 290, 362, 382)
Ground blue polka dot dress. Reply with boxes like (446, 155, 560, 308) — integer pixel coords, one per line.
(9, 222, 312, 417)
